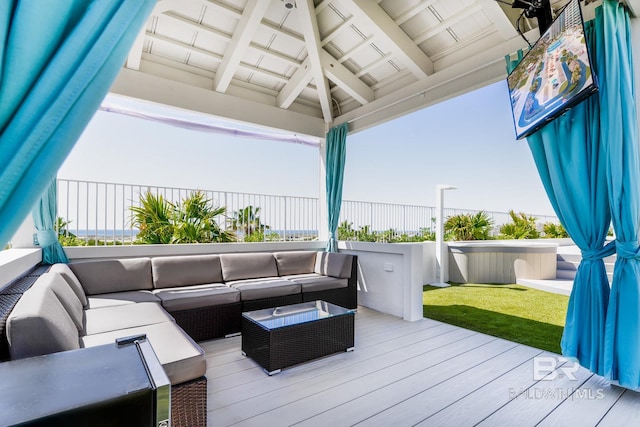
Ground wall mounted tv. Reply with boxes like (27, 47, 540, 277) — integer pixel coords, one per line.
(507, 0, 598, 140)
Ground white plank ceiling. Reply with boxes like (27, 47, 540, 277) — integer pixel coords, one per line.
(111, 0, 632, 138)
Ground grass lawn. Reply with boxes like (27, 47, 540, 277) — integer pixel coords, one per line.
(423, 284, 569, 353)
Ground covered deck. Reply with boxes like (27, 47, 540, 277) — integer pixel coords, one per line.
(202, 306, 639, 426)
(3, 1, 640, 426)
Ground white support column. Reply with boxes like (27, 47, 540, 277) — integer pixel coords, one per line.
(432, 184, 456, 287)
(318, 137, 329, 242)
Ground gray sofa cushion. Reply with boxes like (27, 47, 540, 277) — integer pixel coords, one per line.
(7, 286, 80, 359)
(152, 255, 223, 289)
(314, 252, 353, 279)
(86, 290, 161, 309)
(69, 258, 153, 295)
(227, 278, 300, 300)
(220, 253, 278, 282)
(83, 302, 175, 336)
(282, 273, 348, 292)
(34, 272, 84, 332)
(273, 251, 317, 276)
(153, 284, 239, 312)
(48, 264, 88, 307)
(81, 322, 206, 385)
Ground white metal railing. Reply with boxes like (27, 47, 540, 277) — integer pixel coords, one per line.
(56, 179, 318, 245)
(56, 179, 559, 245)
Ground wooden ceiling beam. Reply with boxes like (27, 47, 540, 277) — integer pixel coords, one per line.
(320, 50, 373, 105)
(346, 0, 434, 78)
(110, 68, 326, 137)
(626, 0, 640, 17)
(146, 32, 289, 84)
(297, 0, 333, 123)
(395, 0, 439, 25)
(414, 4, 484, 45)
(161, 11, 302, 68)
(214, 0, 271, 93)
(477, 0, 519, 40)
(277, 58, 314, 108)
(126, 0, 183, 70)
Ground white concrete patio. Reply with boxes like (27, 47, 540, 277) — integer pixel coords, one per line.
(202, 306, 640, 427)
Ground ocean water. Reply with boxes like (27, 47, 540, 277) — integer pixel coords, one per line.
(72, 229, 320, 238)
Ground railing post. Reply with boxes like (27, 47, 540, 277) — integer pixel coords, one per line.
(283, 197, 288, 241)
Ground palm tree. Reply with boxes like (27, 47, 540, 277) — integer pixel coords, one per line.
(130, 192, 174, 244)
(172, 191, 235, 243)
(444, 211, 493, 241)
(130, 191, 235, 244)
(228, 206, 269, 240)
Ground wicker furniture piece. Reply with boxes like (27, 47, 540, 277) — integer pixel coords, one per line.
(241, 300, 355, 375)
(2, 252, 358, 427)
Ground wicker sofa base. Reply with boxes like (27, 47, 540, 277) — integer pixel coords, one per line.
(303, 287, 356, 309)
(171, 302, 242, 342)
(172, 376, 207, 427)
(241, 293, 303, 312)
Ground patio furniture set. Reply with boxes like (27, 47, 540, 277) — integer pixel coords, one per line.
(0, 250, 358, 427)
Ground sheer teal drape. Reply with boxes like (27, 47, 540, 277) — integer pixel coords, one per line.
(0, 0, 155, 250)
(325, 123, 348, 252)
(527, 7, 615, 375)
(599, 1, 640, 389)
(33, 179, 69, 264)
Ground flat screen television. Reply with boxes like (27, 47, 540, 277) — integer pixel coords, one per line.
(507, 0, 598, 140)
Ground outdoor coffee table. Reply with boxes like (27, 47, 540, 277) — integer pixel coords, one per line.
(241, 300, 355, 375)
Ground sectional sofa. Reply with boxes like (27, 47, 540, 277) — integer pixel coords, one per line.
(1, 250, 357, 427)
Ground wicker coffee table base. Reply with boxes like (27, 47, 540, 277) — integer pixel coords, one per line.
(241, 309, 355, 375)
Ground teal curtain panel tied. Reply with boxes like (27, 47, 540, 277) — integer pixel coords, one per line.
(527, 85, 613, 375)
(32, 179, 69, 265)
(600, 0, 640, 389)
(325, 123, 348, 252)
(528, 0, 640, 389)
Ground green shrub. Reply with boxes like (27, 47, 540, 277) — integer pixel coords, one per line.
(500, 210, 540, 239)
(444, 211, 493, 241)
(543, 222, 568, 238)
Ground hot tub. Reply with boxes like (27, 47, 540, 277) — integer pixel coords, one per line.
(447, 241, 558, 284)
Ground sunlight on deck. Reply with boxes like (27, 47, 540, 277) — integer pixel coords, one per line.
(201, 307, 640, 426)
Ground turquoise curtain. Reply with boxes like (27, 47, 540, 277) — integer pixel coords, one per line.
(325, 123, 348, 252)
(526, 10, 615, 375)
(33, 178, 69, 264)
(527, 0, 640, 385)
(527, 100, 613, 375)
(505, 49, 524, 74)
(0, 0, 155, 250)
(600, 1, 640, 389)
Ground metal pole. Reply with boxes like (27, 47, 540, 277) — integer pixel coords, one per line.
(431, 184, 457, 287)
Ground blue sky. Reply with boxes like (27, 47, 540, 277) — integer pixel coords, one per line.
(58, 80, 555, 216)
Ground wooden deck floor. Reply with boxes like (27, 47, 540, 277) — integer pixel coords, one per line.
(200, 306, 640, 427)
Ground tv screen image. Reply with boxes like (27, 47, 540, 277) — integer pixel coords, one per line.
(507, 0, 598, 140)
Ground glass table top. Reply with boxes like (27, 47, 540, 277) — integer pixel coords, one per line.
(242, 300, 355, 330)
